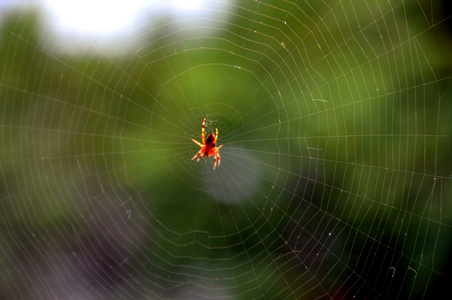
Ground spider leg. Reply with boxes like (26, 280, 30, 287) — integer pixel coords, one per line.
(216, 152, 221, 168)
(213, 145, 223, 169)
(202, 118, 206, 144)
(214, 127, 218, 143)
(192, 149, 203, 161)
(217, 145, 223, 167)
(192, 139, 203, 147)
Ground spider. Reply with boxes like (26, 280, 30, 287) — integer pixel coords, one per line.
(191, 118, 223, 170)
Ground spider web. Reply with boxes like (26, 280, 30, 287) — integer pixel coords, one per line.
(1, 0, 451, 299)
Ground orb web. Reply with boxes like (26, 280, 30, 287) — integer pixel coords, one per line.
(0, 1, 451, 299)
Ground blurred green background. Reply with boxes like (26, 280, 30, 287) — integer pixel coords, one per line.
(0, 0, 451, 299)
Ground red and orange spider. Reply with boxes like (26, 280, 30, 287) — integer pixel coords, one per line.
(191, 118, 223, 170)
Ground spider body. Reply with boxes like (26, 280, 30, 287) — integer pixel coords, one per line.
(192, 118, 223, 169)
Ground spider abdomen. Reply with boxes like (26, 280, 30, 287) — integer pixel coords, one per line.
(205, 133, 216, 145)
